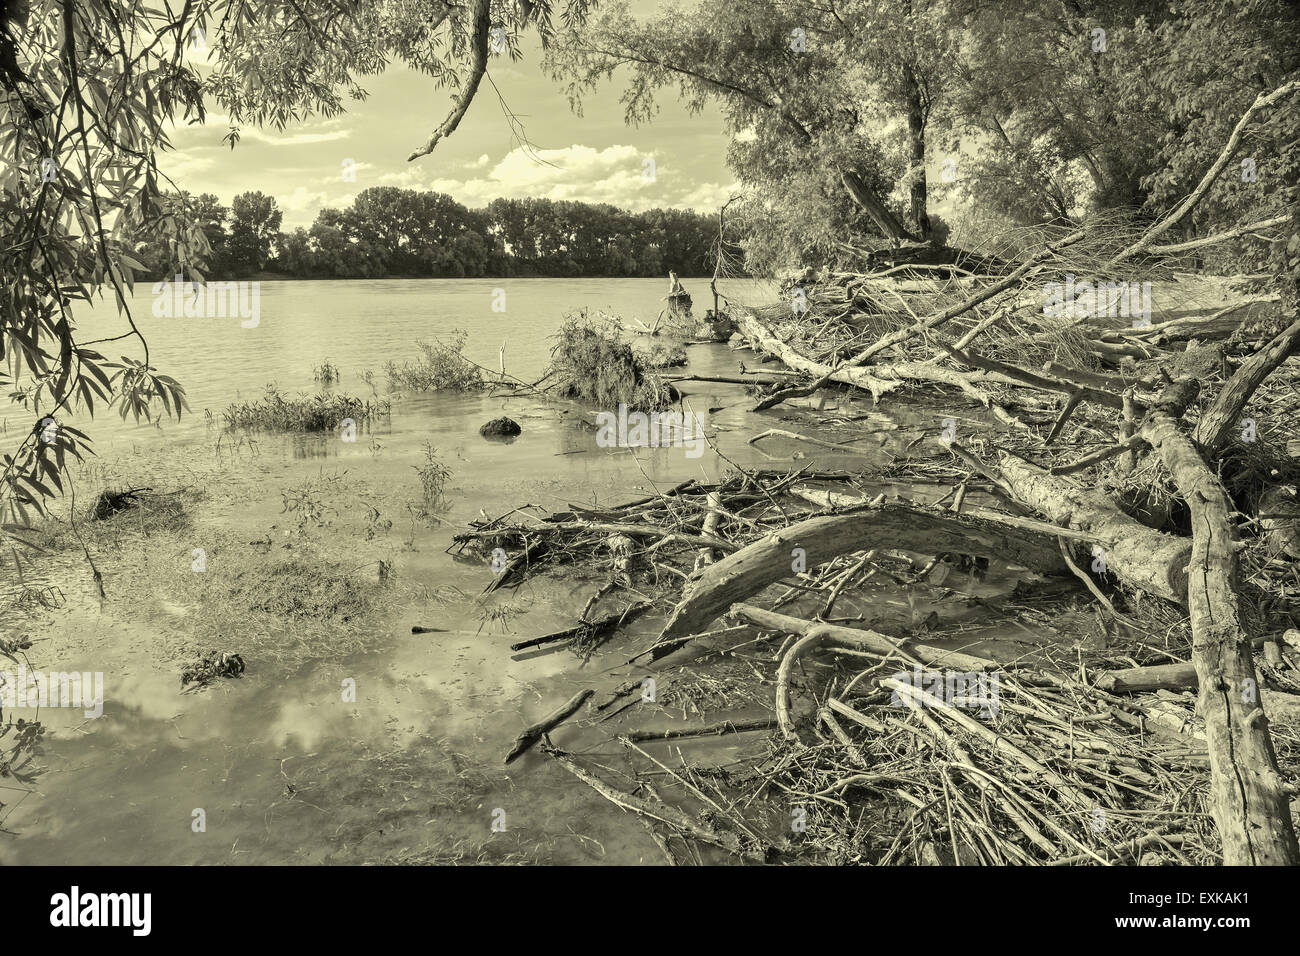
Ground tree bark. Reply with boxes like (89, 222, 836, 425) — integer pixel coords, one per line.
(1139, 403, 1300, 865)
(655, 501, 1073, 652)
(901, 63, 931, 240)
(840, 169, 914, 242)
(997, 454, 1192, 604)
(1193, 315, 1300, 454)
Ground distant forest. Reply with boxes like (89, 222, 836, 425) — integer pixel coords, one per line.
(133, 187, 725, 280)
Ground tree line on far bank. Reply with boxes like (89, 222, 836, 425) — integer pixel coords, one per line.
(135, 186, 724, 280)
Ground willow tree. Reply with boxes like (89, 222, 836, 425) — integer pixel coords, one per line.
(0, 0, 591, 570)
(543, 0, 962, 273)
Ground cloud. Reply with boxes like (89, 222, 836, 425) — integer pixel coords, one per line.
(170, 114, 352, 149)
(388, 143, 735, 212)
(158, 151, 218, 181)
(280, 185, 331, 215)
(163, 140, 735, 229)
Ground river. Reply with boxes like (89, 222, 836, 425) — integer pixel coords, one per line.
(4, 277, 843, 864)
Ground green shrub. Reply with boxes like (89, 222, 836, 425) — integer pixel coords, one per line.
(547, 311, 675, 410)
(222, 384, 389, 432)
(385, 330, 484, 392)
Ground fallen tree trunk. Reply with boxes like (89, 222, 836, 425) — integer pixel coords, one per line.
(1139, 395, 1300, 865)
(655, 501, 1073, 652)
(997, 454, 1191, 604)
(1096, 662, 1199, 693)
(1093, 638, 1273, 693)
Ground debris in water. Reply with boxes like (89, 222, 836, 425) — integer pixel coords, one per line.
(88, 487, 153, 520)
(181, 651, 246, 689)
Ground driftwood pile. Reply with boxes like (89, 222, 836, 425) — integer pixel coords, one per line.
(461, 84, 1300, 865)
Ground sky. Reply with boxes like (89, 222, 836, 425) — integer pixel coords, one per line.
(162, 6, 738, 229)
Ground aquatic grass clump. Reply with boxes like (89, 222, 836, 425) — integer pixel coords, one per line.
(414, 442, 452, 515)
(223, 557, 373, 622)
(314, 360, 340, 385)
(635, 341, 688, 369)
(222, 384, 389, 432)
(547, 311, 675, 411)
(385, 330, 484, 392)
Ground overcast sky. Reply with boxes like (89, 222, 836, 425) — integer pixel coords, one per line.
(163, 8, 737, 228)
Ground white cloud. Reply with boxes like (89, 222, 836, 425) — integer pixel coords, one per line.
(391, 143, 734, 212)
(171, 114, 352, 148)
(158, 151, 217, 181)
(280, 185, 331, 215)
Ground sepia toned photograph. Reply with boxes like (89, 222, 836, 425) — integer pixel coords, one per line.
(2, 0, 1299, 892)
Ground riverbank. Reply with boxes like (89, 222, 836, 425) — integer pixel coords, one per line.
(437, 256, 1300, 863)
(4, 260, 1298, 865)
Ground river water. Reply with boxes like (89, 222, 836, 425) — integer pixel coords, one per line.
(2, 276, 1032, 864)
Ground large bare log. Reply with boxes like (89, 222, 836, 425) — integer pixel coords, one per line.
(654, 501, 1072, 652)
(997, 454, 1191, 603)
(1093, 638, 1272, 693)
(737, 310, 903, 401)
(1096, 662, 1199, 693)
(1139, 398, 1300, 865)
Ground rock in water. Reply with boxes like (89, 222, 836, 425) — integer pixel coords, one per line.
(480, 416, 522, 438)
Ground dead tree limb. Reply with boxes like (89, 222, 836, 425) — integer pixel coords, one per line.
(545, 747, 768, 862)
(738, 312, 1029, 428)
(655, 502, 1073, 652)
(1194, 315, 1300, 454)
(504, 689, 593, 764)
(1149, 214, 1291, 255)
(1106, 80, 1300, 266)
(1139, 389, 1300, 865)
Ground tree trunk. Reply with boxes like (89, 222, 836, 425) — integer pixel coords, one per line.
(902, 63, 931, 240)
(840, 169, 914, 242)
(1140, 402, 1300, 865)
(1193, 315, 1300, 454)
(656, 501, 1073, 652)
(997, 454, 1191, 604)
